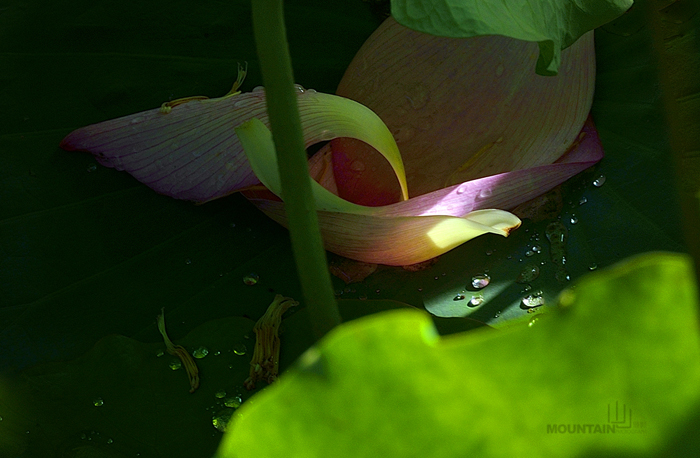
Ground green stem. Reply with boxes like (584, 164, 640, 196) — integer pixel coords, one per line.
(251, 0, 341, 339)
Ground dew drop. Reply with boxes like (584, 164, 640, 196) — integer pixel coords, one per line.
(252, 85, 265, 93)
(293, 84, 305, 93)
(485, 250, 493, 256)
(212, 408, 235, 432)
(516, 264, 540, 283)
(493, 311, 502, 318)
(456, 184, 468, 194)
(243, 273, 259, 285)
(453, 293, 466, 301)
(593, 175, 606, 187)
(546, 221, 570, 283)
(570, 215, 578, 224)
(185, 258, 192, 265)
(86, 163, 97, 173)
(93, 397, 104, 407)
(193, 346, 209, 359)
(521, 291, 545, 308)
(471, 274, 491, 289)
(525, 245, 541, 257)
(129, 116, 145, 125)
(106, 438, 114, 445)
(224, 396, 242, 408)
(350, 160, 365, 172)
(528, 317, 539, 327)
(233, 343, 247, 356)
(392, 124, 416, 142)
(0, 416, 3, 421)
(215, 389, 227, 399)
(155, 350, 164, 357)
(588, 263, 598, 271)
(477, 188, 493, 200)
(579, 197, 588, 205)
(169, 360, 182, 370)
(468, 295, 484, 307)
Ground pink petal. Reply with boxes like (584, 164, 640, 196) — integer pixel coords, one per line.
(331, 17, 596, 199)
(61, 93, 269, 202)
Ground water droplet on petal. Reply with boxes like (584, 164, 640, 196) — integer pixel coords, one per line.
(243, 273, 259, 285)
(293, 84, 305, 93)
(252, 85, 265, 93)
(453, 293, 466, 301)
(468, 295, 484, 307)
(350, 160, 365, 172)
(471, 274, 491, 289)
(593, 175, 606, 187)
(193, 346, 209, 359)
(93, 397, 104, 407)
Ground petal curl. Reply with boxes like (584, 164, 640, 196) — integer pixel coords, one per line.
(236, 118, 520, 266)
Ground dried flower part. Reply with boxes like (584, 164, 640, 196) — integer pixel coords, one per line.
(157, 308, 200, 393)
(244, 295, 299, 390)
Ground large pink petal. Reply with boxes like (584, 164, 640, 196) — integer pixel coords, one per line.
(61, 90, 399, 203)
(331, 17, 596, 200)
(61, 92, 269, 202)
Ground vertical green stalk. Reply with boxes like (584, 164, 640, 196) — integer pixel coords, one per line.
(251, 0, 341, 338)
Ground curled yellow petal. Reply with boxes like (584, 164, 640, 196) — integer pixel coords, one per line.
(236, 118, 521, 266)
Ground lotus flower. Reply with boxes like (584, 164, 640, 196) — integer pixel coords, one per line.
(60, 17, 603, 266)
